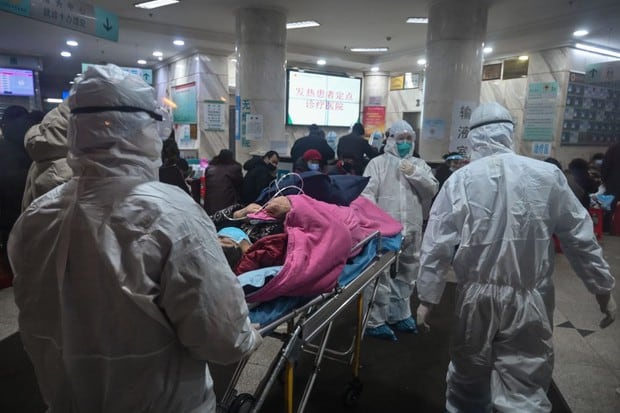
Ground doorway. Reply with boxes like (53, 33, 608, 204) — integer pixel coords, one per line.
(402, 112, 421, 154)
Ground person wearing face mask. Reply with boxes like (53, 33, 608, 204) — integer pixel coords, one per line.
(241, 150, 280, 204)
(433, 152, 466, 192)
(415, 102, 615, 413)
(293, 149, 323, 173)
(8, 64, 261, 413)
(360, 119, 439, 341)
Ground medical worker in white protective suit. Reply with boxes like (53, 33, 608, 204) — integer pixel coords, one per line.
(362, 120, 439, 341)
(8, 64, 261, 413)
(416, 102, 616, 412)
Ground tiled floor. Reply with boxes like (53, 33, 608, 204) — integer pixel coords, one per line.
(552, 235, 620, 412)
(1, 236, 619, 411)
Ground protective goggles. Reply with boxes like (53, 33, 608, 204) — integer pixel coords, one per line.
(71, 105, 163, 121)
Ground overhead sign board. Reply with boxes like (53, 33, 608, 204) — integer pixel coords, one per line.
(0, 0, 118, 42)
(81, 63, 152, 85)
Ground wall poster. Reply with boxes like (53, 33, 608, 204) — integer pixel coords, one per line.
(561, 68, 620, 146)
(362, 106, 386, 135)
(422, 118, 446, 140)
(523, 81, 558, 141)
(202, 100, 226, 131)
(390, 75, 404, 91)
(171, 82, 197, 124)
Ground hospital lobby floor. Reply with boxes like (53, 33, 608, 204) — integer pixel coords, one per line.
(1, 236, 619, 412)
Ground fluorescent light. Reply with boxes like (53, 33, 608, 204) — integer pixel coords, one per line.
(483, 47, 493, 54)
(575, 43, 620, 58)
(69, 81, 74, 84)
(518, 55, 529, 61)
(134, 0, 179, 10)
(158, 56, 163, 61)
(317, 59, 326, 65)
(137, 59, 147, 65)
(417, 58, 427, 65)
(173, 39, 185, 46)
(370, 66, 379, 72)
(350, 47, 389, 52)
(406, 17, 428, 24)
(45, 98, 63, 103)
(60, 51, 71, 57)
(286, 20, 320, 30)
(66, 40, 78, 47)
(573, 29, 589, 37)
(152, 50, 163, 57)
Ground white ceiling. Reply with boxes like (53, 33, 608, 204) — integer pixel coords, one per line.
(1, 0, 619, 98)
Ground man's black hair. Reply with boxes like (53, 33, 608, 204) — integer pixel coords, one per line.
(221, 243, 243, 270)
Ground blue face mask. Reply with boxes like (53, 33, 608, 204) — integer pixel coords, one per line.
(307, 162, 320, 171)
(396, 142, 412, 158)
(217, 227, 250, 244)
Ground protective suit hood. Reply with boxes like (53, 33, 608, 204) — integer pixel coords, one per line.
(468, 102, 514, 161)
(67, 64, 162, 179)
(384, 120, 415, 159)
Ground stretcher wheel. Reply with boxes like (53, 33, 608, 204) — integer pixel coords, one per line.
(229, 393, 255, 413)
(343, 378, 363, 406)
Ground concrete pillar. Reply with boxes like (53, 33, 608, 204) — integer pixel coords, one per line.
(362, 71, 390, 135)
(420, 0, 489, 162)
(235, 7, 287, 158)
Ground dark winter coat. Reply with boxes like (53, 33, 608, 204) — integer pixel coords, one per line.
(204, 162, 243, 214)
(241, 161, 276, 204)
(290, 134, 335, 165)
(601, 142, 620, 199)
(0, 116, 35, 244)
(336, 132, 378, 175)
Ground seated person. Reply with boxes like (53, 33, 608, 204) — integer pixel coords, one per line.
(293, 149, 323, 173)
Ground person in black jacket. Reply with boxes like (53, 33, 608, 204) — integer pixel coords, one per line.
(337, 122, 378, 175)
(241, 150, 279, 204)
(290, 124, 334, 165)
(0, 107, 42, 252)
(601, 143, 620, 232)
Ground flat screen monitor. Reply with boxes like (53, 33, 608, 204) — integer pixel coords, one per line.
(286, 69, 361, 127)
(0, 68, 35, 96)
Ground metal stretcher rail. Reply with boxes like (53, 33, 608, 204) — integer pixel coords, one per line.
(219, 231, 400, 413)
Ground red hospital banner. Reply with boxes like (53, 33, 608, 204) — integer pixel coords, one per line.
(362, 106, 386, 136)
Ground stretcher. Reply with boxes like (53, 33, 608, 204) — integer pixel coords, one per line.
(218, 231, 400, 413)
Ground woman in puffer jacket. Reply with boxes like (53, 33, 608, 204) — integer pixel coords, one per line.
(21, 101, 73, 210)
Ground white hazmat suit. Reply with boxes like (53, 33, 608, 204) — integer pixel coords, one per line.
(416, 102, 616, 412)
(362, 120, 438, 338)
(8, 64, 261, 412)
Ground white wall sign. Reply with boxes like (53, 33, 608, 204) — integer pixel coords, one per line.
(202, 100, 226, 131)
(524, 81, 558, 141)
(245, 114, 263, 141)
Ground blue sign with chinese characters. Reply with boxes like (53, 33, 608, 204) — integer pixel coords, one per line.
(2, 0, 118, 42)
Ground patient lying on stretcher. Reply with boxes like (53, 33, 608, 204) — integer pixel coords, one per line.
(215, 195, 402, 304)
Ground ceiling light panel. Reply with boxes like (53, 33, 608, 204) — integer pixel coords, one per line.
(575, 43, 620, 58)
(134, 0, 179, 9)
(66, 40, 78, 47)
(286, 20, 320, 29)
(573, 29, 588, 37)
(350, 47, 389, 52)
(406, 17, 428, 24)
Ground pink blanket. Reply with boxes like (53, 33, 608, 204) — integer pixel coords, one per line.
(246, 195, 401, 303)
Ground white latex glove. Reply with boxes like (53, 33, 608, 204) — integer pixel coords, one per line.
(416, 302, 433, 332)
(399, 159, 415, 176)
(596, 293, 617, 328)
